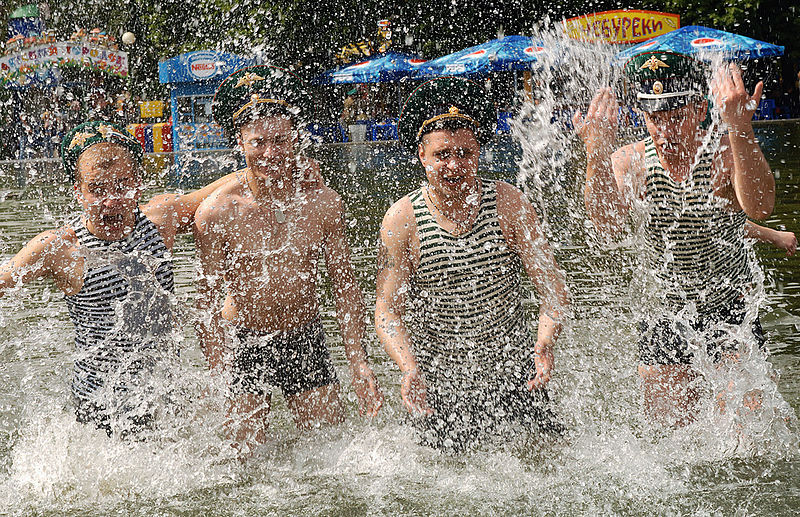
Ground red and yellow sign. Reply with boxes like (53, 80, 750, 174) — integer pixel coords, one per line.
(562, 10, 680, 44)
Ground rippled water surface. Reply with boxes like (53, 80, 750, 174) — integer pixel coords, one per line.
(0, 123, 798, 515)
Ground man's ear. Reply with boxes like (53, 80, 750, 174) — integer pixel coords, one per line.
(417, 141, 425, 166)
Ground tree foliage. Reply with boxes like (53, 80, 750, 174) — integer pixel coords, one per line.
(0, 0, 796, 94)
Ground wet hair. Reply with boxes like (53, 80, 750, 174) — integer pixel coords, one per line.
(418, 118, 477, 147)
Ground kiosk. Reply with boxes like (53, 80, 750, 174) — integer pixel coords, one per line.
(158, 50, 253, 181)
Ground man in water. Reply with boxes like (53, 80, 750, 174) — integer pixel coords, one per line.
(375, 77, 569, 450)
(0, 121, 237, 436)
(573, 52, 775, 427)
(194, 65, 382, 448)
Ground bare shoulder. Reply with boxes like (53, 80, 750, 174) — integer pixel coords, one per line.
(195, 176, 246, 226)
(308, 183, 342, 210)
(13, 225, 78, 270)
(34, 225, 78, 253)
(495, 180, 527, 207)
(381, 195, 415, 239)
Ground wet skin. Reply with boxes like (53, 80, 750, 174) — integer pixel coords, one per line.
(193, 115, 382, 444)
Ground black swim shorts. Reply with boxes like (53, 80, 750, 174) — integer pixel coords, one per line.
(231, 317, 338, 397)
(411, 383, 564, 452)
(638, 300, 766, 365)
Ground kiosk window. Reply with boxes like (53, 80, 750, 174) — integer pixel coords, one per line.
(193, 97, 214, 123)
(176, 96, 193, 123)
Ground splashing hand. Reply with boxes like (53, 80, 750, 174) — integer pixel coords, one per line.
(401, 369, 433, 417)
(351, 361, 383, 418)
(572, 87, 619, 160)
(527, 342, 554, 391)
(710, 63, 763, 133)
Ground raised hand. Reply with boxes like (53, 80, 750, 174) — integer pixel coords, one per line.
(710, 63, 763, 132)
(572, 87, 619, 160)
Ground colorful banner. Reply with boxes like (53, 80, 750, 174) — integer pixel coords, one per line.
(562, 10, 680, 44)
(0, 41, 128, 88)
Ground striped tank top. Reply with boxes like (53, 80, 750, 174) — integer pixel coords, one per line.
(642, 136, 752, 314)
(408, 179, 535, 393)
(65, 209, 175, 404)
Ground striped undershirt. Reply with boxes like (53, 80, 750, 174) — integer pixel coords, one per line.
(65, 209, 174, 405)
(407, 178, 535, 391)
(642, 136, 753, 314)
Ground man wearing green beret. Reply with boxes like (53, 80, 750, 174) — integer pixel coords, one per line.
(375, 77, 569, 450)
(193, 65, 382, 450)
(0, 121, 235, 436)
(573, 52, 776, 427)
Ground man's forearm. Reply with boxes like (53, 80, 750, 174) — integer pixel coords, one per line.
(536, 310, 562, 349)
(337, 304, 369, 367)
(585, 157, 627, 236)
(377, 311, 418, 374)
(729, 128, 775, 220)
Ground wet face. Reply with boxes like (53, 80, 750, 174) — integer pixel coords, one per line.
(75, 142, 142, 241)
(644, 100, 708, 155)
(418, 128, 480, 199)
(238, 116, 297, 182)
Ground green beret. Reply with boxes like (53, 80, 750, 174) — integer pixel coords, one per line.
(623, 52, 707, 112)
(398, 77, 496, 152)
(212, 64, 307, 134)
(61, 121, 143, 181)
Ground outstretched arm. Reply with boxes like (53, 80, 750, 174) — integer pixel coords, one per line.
(375, 201, 432, 416)
(498, 182, 570, 391)
(324, 194, 382, 417)
(712, 63, 775, 220)
(573, 87, 628, 237)
(142, 171, 238, 245)
(744, 221, 796, 256)
(143, 158, 324, 242)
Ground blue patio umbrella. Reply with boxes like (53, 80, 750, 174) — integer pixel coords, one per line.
(414, 35, 546, 78)
(314, 51, 427, 84)
(615, 25, 784, 62)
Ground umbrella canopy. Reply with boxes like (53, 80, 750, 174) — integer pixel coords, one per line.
(615, 25, 784, 63)
(414, 35, 545, 78)
(314, 51, 427, 84)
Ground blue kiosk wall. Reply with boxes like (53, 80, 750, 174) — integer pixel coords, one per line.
(158, 50, 253, 182)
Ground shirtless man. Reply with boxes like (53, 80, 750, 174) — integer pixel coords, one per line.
(194, 65, 382, 447)
(574, 53, 775, 427)
(0, 121, 235, 435)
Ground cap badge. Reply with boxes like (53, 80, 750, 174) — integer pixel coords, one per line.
(448, 106, 460, 114)
(652, 81, 664, 95)
(235, 72, 265, 88)
(96, 124, 118, 139)
(68, 131, 94, 150)
(640, 56, 670, 71)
